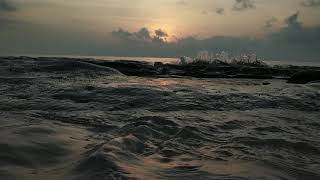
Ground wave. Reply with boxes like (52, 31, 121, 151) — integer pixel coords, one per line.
(1, 57, 320, 179)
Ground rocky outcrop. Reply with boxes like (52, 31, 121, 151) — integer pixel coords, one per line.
(86, 60, 158, 76)
(1, 57, 123, 77)
(2, 57, 320, 83)
(288, 71, 320, 84)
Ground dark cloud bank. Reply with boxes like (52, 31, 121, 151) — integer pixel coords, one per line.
(232, 0, 255, 11)
(301, 0, 320, 7)
(109, 12, 320, 61)
(0, 0, 17, 25)
(0, 0, 16, 12)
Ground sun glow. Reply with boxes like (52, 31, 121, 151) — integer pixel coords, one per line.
(147, 23, 177, 43)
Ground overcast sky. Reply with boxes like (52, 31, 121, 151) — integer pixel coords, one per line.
(0, 0, 320, 61)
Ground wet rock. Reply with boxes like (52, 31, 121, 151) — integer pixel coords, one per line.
(239, 66, 272, 76)
(288, 70, 320, 84)
(87, 60, 158, 76)
(231, 74, 273, 79)
(0, 57, 123, 77)
(85, 85, 95, 91)
(79, 58, 320, 81)
(154, 62, 164, 67)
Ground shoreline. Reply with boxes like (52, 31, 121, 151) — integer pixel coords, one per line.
(1, 56, 320, 84)
(1, 55, 320, 67)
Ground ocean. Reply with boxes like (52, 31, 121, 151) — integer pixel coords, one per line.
(0, 57, 319, 180)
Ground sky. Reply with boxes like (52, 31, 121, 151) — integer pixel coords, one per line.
(0, 0, 320, 61)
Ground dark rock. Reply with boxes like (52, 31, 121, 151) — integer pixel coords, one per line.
(86, 60, 158, 76)
(231, 74, 273, 79)
(262, 82, 271, 85)
(38, 60, 120, 73)
(240, 67, 272, 76)
(287, 71, 320, 84)
(154, 62, 163, 67)
(85, 86, 95, 91)
(3, 56, 319, 81)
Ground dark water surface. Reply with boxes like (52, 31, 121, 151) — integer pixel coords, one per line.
(0, 58, 319, 180)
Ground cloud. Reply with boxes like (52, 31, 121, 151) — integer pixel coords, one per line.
(215, 8, 225, 15)
(301, 0, 320, 7)
(0, 0, 17, 12)
(111, 28, 152, 43)
(263, 12, 320, 60)
(264, 17, 278, 29)
(284, 11, 301, 29)
(232, 0, 255, 11)
(0, 17, 12, 25)
(112, 27, 169, 44)
(1, 6, 319, 61)
(0, 0, 19, 26)
(110, 11, 320, 60)
(176, 0, 187, 6)
(108, 13, 320, 61)
(0, 21, 109, 56)
(201, 10, 208, 15)
(3, 12, 319, 61)
(0, 17, 19, 26)
(155, 29, 168, 38)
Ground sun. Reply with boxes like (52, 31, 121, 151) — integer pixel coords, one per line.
(147, 23, 177, 43)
